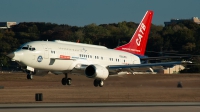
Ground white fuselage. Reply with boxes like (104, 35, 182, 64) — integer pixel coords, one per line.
(13, 40, 141, 72)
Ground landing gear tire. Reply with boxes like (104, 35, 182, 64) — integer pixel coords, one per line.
(93, 79, 99, 87)
(27, 74, 33, 80)
(93, 79, 103, 87)
(61, 78, 67, 85)
(99, 80, 104, 87)
(26, 71, 33, 80)
(61, 78, 72, 86)
(67, 78, 72, 85)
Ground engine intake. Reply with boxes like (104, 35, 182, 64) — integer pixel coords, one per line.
(85, 64, 109, 79)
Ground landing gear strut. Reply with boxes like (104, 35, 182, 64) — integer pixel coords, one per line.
(61, 73, 72, 85)
(93, 79, 104, 87)
(26, 70, 33, 80)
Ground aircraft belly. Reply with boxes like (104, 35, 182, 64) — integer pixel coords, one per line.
(47, 60, 74, 70)
(25, 59, 74, 71)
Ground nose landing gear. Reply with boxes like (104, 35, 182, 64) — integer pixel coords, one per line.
(26, 70, 33, 80)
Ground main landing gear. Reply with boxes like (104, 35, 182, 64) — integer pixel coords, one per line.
(60, 74, 104, 87)
(61, 73, 72, 85)
(26, 70, 33, 80)
(93, 79, 104, 87)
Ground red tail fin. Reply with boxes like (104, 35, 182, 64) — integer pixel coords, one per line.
(115, 10, 153, 56)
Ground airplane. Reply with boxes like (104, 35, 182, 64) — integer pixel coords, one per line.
(7, 10, 191, 87)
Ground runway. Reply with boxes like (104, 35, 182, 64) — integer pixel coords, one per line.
(0, 102, 200, 112)
(0, 73, 200, 111)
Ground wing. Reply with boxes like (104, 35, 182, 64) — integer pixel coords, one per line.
(140, 56, 191, 60)
(108, 61, 192, 69)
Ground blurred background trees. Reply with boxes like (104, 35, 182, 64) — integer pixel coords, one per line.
(0, 21, 200, 72)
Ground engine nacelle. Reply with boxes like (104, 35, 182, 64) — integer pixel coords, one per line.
(32, 69, 49, 76)
(85, 64, 109, 80)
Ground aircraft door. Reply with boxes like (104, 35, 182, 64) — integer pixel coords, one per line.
(43, 45, 49, 59)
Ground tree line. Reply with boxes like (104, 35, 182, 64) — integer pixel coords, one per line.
(0, 21, 200, 72)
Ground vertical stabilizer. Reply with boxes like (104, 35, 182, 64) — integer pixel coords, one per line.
(115, 10, 153, 56)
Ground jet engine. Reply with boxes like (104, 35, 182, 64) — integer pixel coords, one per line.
(85, 64, 109, 80)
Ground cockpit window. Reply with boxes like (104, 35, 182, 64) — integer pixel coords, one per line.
(16, 43, 36, 51)
(20, 45, 36, 51)
(29, 48, 35, 51)
(22, 47, 28, 50)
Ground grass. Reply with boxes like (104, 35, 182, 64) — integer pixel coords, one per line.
(0, 72, 200, 103)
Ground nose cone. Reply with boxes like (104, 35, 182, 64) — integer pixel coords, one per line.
(7, 52, 15, 59)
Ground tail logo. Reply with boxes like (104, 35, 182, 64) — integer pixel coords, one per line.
(114, 10, 153, 56)
(136, 23, 146, 46)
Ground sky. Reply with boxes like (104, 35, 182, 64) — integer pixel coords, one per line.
(0, 0, 200, 26)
